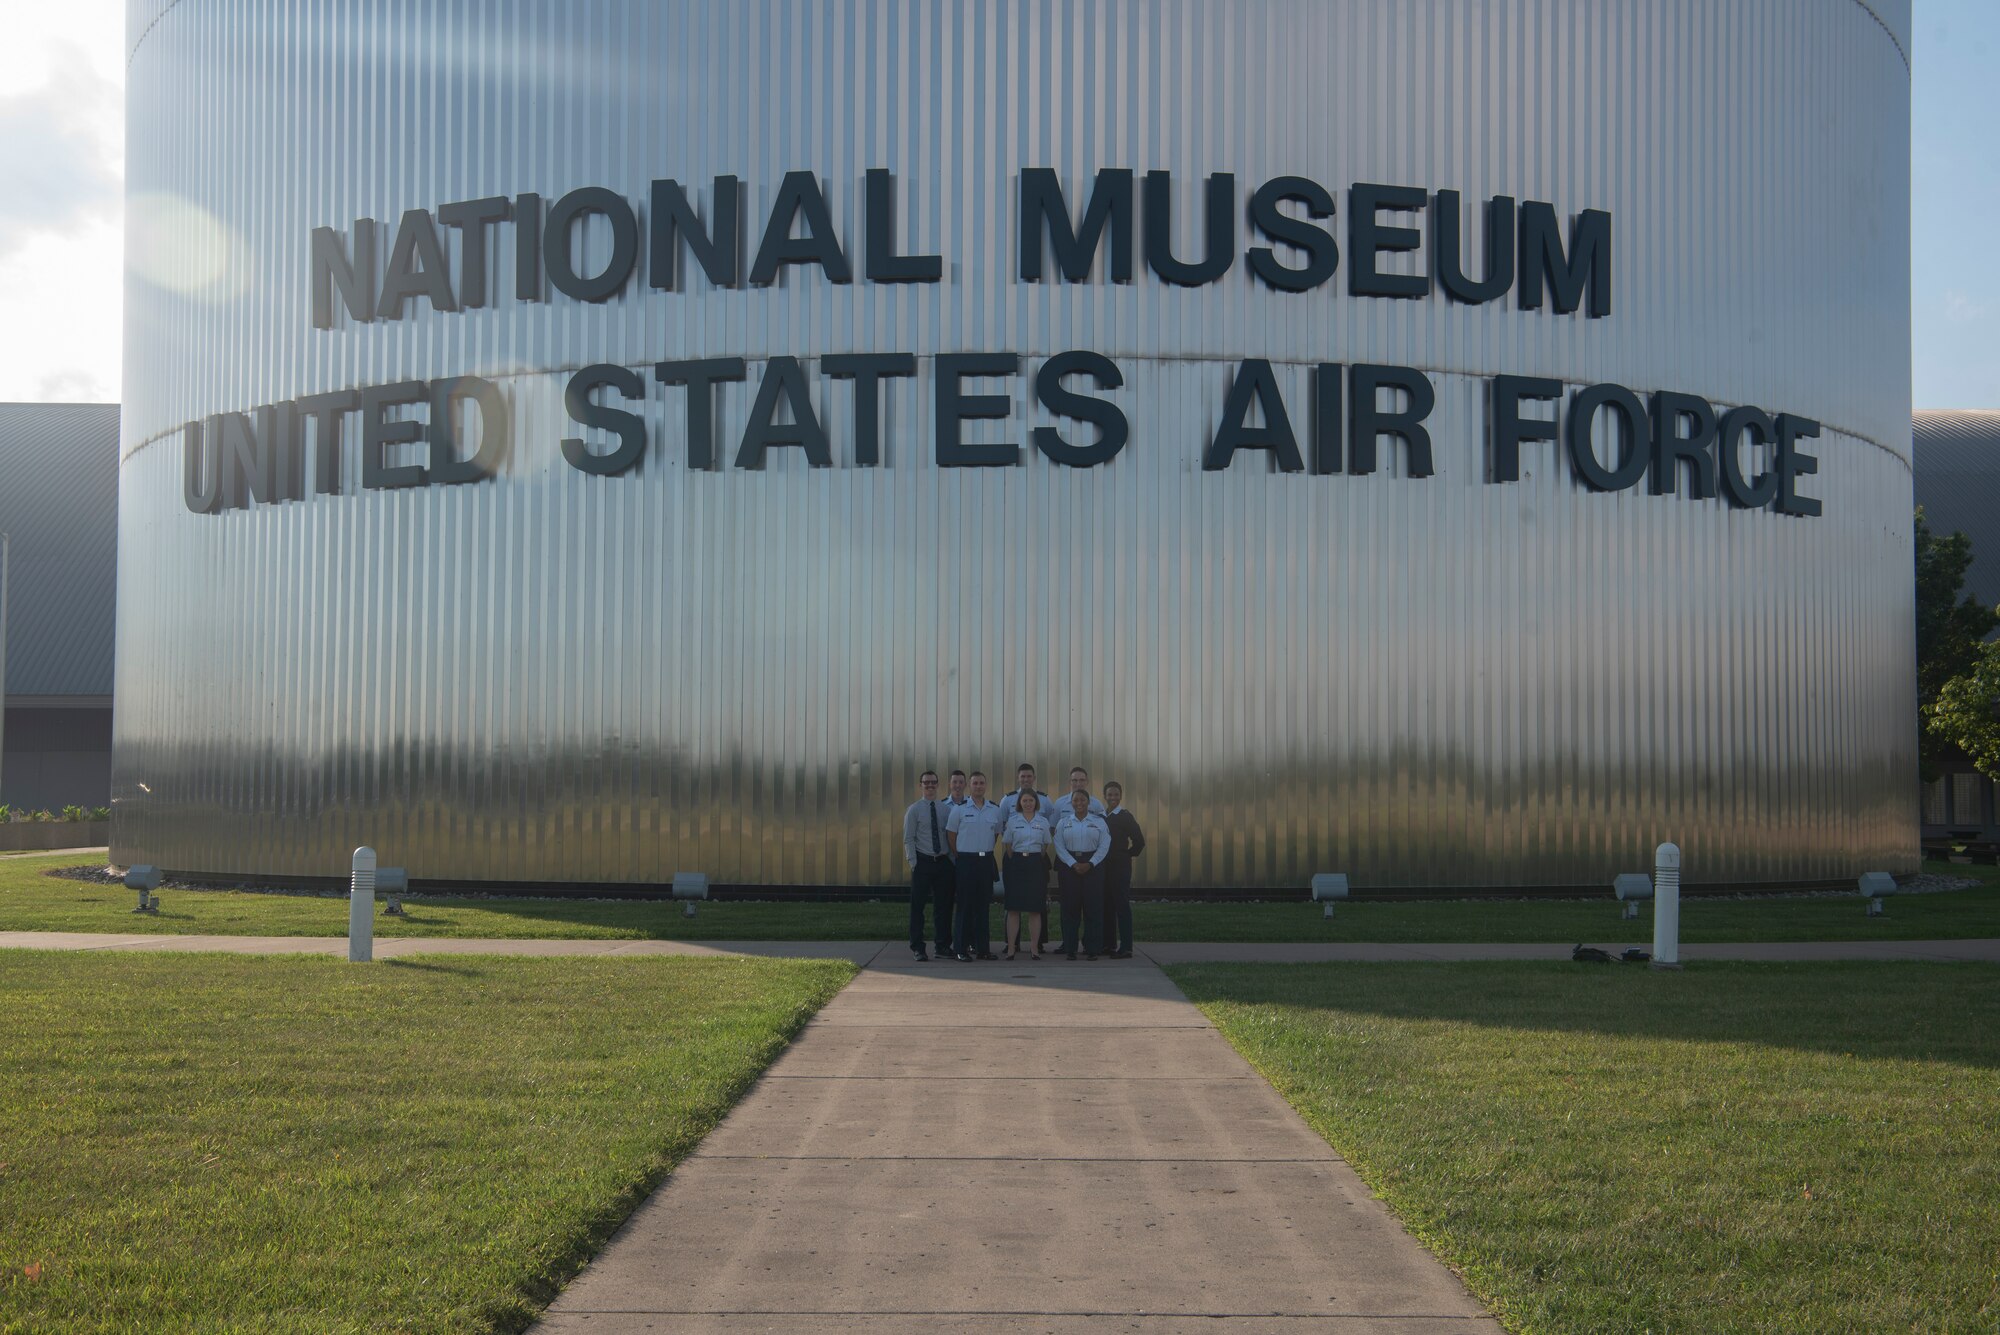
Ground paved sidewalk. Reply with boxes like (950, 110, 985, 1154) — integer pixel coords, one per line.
(532, 951, 1500, 1333)
(2, 930, 1996, 964)
(0, 931, 881, 964)
(1141, 939, 2000, 964)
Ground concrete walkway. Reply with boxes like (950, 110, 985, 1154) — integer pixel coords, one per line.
(2, 930, 1997, 964)
(0, 930, 882, 964)
(1142, 939, 2000, 964)
(533, 950, 1501, 1333)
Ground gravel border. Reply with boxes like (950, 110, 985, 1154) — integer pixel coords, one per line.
(43, 863, 1985, 901)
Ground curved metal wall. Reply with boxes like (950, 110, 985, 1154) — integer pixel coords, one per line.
(115, 0, 1916, 888)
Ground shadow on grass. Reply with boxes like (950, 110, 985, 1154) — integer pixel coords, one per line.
(1167, 959, 2000, 1070)
(379, 958, 486, 977)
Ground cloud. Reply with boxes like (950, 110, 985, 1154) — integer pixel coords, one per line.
(1943, 290, 1986, 324)
(0, 41, 122, 264)
(34, 368, 114, 402)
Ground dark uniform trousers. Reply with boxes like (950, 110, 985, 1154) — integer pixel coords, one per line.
(953, 853, 995, 955)
(910, 854, 954, 953)
(1057, 860, 1105, 955)
(1102, 859, 1134, 955)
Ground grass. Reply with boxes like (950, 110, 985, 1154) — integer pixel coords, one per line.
(1169, 959, 2000, 1334)
(3, 855, 1998, 943)
(0, 951, 854, 1334)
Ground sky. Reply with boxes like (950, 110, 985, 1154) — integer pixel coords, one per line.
(0, 0, 1994, 409)
(1912, 0, 2000, 409)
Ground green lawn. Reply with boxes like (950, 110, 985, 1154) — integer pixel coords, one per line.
(0, 951, 853, 1334)
(5, 855, 1998, 943)
(1171, 960, 2000, 1333)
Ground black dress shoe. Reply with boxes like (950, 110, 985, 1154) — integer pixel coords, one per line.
(1084, 953, 1099, 961)
(976, 951, 998, 961)
(1065, 951, 1077, 960)
(912, 947, 929, 962)
(956, 951, 975, 962)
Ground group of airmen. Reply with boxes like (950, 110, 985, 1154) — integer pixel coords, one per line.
(902, 763, 1146, 962)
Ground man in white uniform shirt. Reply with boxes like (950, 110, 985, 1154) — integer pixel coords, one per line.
(1063, 766, 1107, 817)
(1038, 767, 1104, 952)
(1053, 789, 1113, 959)
(945, 771, 1005, 961)
(999, 763, 1055, 825)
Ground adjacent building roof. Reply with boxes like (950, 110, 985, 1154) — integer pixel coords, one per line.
(1913, 409, 2000, 622)
(0, 403, 118, 698)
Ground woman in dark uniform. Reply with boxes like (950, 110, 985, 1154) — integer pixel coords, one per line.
(1000, 789, 1052, 960)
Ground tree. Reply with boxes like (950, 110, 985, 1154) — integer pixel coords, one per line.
(1927, 641, 2000, 781)
(1916, 506, 2000, 779)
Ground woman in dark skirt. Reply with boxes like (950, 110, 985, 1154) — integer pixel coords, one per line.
(1000, 789, 1052, 960)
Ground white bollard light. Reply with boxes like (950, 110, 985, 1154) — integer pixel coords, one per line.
(349, 846, 377, 963)
(1651, 842, 1681, 970)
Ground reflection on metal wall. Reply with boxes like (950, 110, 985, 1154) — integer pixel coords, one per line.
(0, 404, 119, 697)
(115, 0, 1916, 888)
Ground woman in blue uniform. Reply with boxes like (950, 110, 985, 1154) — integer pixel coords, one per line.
(1000, 790, 1052, 960)
(1053, 789, 1112, 959)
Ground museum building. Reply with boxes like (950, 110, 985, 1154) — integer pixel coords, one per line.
(112, 0, 1917, 890)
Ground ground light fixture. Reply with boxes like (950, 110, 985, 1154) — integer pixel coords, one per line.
(1858, 871, 1895, 916)
(1311, 873, 1349, 919)
(673, 872, 709, 917)
(1613, 872, 1652, 920)
(124, 864, 162, 914)
(378, 867, 409, 915)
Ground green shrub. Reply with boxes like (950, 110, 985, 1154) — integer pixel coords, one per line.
(88, 806, 110, 821)
(27, 809, 55, 823)
(0, 805, 11, 824)
(60, 805, 89, 823)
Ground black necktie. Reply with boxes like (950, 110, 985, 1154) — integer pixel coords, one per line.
(928, 801, 942, 857)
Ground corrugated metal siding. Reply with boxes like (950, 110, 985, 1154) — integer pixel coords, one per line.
(1913, 409, 2000, 620)
(115, 0, 1915, 887)
(0, 404, 119, 697)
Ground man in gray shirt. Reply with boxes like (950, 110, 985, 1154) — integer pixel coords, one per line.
(903, 770, 955, 962)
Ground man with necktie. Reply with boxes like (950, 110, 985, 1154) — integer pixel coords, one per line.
(903, 770, 955, 962)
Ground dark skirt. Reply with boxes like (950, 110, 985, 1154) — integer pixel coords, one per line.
(1002, 853, 1049, 912)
